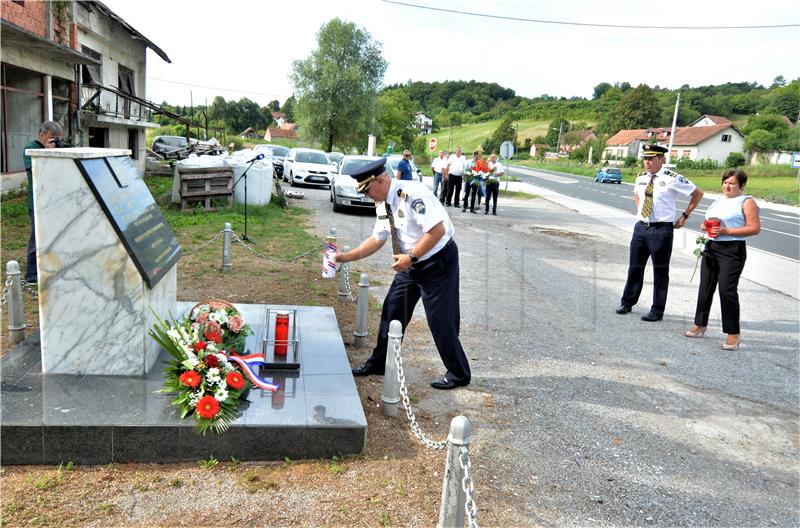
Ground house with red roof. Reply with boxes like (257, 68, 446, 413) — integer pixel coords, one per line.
(264, 123, 298, 142)
(603, 115, 744, 164)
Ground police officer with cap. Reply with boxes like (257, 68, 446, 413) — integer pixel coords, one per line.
(336, 158, 471, 390)
(616, 144, 704, 321)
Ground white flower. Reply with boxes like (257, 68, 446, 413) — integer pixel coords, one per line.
(221, 359, 235, 372)
(206, 368, 221, 384)
(189, 391, 202, 406)
(166, 328, 181, 341)
(206, 342, 218, 352)
(214, 388, 229, 402)
(209, 310, 229, 325)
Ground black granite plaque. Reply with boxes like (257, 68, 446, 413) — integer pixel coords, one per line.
(75, 156, 182, 288)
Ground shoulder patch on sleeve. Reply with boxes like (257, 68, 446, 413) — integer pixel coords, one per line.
(675, 174, 689, 183)
(638, 171, 648, 177)
(397, 189, 407, 200)
(663, 169, 676, 177)
(411, 199, 426, 214)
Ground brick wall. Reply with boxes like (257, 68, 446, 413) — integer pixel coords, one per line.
(1, 0, 47, 37)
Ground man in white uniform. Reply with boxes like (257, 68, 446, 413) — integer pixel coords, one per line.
(337, 158, 471, 390)
(616, 144, 704, 321)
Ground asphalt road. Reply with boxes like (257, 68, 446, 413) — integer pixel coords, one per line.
(302, 183, 800, 527)
(506, 165, 800, 261)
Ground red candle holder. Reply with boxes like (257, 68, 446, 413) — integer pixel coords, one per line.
(706, 218, 721, 238)
(274, 311, 290, 356)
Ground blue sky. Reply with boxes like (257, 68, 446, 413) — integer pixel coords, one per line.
(101, 0, 799, 107)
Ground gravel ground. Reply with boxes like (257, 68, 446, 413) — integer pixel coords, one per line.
(314, 182, 799, 527)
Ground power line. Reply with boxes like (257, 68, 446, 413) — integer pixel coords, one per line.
(381, 0, 800, 29)
(147, 76, 290, 99)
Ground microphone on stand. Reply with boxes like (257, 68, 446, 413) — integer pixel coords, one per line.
(246, 153, 265, 163)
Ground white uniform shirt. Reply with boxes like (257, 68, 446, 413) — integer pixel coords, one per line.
(634, 167, 696, 222)
(371, 179, 453, 260)
(447, 153, 467, 176)
(488, 160, 505, 180)
(431, 156, 447, 174)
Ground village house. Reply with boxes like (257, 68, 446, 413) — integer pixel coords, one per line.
(414, 112, 432, 135)
(264, 123, 298, 142)
(271, 111, 286, 127)
(561, 130, 597, 153)
(603, 115, 745, 164)
(1, 0, 174, 183)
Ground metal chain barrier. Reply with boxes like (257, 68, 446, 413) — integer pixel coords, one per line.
(460, 446, 479, 528)
(339, 262, 358, 303)
(231, 233, 320, 263)
(190, 230, 225, 253)
(392, 339, 447, 450)
(0, 276, 11, 306)
(20, 279, 38, 298)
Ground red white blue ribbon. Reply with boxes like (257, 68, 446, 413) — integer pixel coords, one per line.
(322, 242, 337, 277)
(227, 354, 279, 391)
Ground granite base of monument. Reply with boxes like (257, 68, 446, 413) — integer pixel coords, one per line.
(0, 304, 366, 464)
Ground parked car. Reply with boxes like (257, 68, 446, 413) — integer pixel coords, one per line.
(151, 135, 190, 159)
(385, 155, 423, 182)
(253, 144, 290, 179)
(327, 152, 344, 166)
(330, 155, 390, 212)
(284, 148, 333, 188)
(595, 167, 623, 184)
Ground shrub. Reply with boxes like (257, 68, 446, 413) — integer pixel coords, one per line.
(676, 158, 719, 170)
(623, 156, 639, 168)
(725, 152, 746, 168)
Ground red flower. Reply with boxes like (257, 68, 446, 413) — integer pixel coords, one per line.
(196, 312, 209, 324)
(195, 395, 220, 419)
(204, 321, 222, 338)
(194, 341, 207, 352)
(205, 354, 220, 368)
(226, 371, 245, 391)
(179, 370, 201, 390)
(206, 332, 222, 344)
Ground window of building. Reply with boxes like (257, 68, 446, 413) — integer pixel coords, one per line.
(682, 150, 691, 158)
(51, 77, 72, 142)
(127, 129, 138, 159)
(80, 46, 102, 85)
(671, 150, 678, 159)
(1, 63, 44, 173)
(88, 127, 108, 148)
(721, 134, 731, 143)
(118, 65, 135, 119)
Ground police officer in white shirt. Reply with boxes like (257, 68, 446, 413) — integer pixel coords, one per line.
(337, 158, 471, 390)
(616, 144, 704, 321)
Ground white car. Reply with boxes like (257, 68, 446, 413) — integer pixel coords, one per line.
(330, 155, 391, 212)
(284, 148, 333, 188)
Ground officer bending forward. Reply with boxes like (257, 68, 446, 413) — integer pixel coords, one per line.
(336, 158, 471, 390)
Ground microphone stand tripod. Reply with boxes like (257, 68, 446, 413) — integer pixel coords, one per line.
(232, 159, 258, 243)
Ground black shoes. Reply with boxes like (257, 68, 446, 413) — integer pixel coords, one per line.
(641, 311, 664, 322)
(469, 209, 477, 214)
(430, 374, 470, 390)
(615, 305, 632, 314)
(351, 363, 384, 377)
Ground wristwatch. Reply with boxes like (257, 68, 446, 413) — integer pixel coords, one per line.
(681, 211, 690, 219)
(408, 251, 419, 264)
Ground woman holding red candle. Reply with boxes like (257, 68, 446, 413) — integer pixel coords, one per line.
(684, 170, 761, 349)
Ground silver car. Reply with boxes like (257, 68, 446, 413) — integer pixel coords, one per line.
(330, 155, 390, 212)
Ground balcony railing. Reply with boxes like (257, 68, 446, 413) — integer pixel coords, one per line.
(81, 83, 156, 123)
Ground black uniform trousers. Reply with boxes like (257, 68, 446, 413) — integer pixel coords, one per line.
(462, 180, 478, 211)
(485, 182, 499, 214)
(445, 175, 463, 207)
(620, 222, 674, 314)
(363, 240, 471, 384)
(26, 209, 37, 282)
(693, 240, 747, 334)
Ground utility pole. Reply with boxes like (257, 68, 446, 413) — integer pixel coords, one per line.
(666, 93, 680, 166)
(554, 121, 563, 154)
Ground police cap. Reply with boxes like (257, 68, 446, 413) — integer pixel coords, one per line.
(642, 144, 668, 158)
(351, 158, 389, 193)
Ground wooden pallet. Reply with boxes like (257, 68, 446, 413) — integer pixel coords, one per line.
(179, 167, 233, 211)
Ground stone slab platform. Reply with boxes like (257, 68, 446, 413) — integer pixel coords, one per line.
(0, 303, 366, 464)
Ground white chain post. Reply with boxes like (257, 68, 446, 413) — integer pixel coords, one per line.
(337, 245, 351, 298)
(353, 273, 370, 346)
(5, 261, 26, 344)
(438, 416, 473, 528)
(381, 320, 402, 417)
(222, 223, 232, 272)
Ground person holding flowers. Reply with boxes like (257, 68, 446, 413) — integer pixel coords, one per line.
(462, 151, 489, 214)
(683, 170, 761, 350)
(486, 153, 503, 215)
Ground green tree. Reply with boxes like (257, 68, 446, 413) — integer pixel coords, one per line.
(377, 89, 416, 152)
(268, 100, 281, 112)
(764, 80, 800, 122)
(282, 96, 296, 122)
(291, 18, 387, 151)
(744, 129, 779, 152)
(482, 116, 517, 154)
(545, 118, 570, 147)
(605, 84, 661, 133)
(593, 82, 613, 100)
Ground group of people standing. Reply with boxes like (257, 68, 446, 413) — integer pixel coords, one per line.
(616, 144, 761, 351)
(430, 147, 505, 215)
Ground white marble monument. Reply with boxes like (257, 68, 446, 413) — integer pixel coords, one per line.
(27, 147, 178, 376)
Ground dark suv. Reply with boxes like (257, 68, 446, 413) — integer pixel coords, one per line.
(253, 144, 290, 179)
(151, 135, 189, 159)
